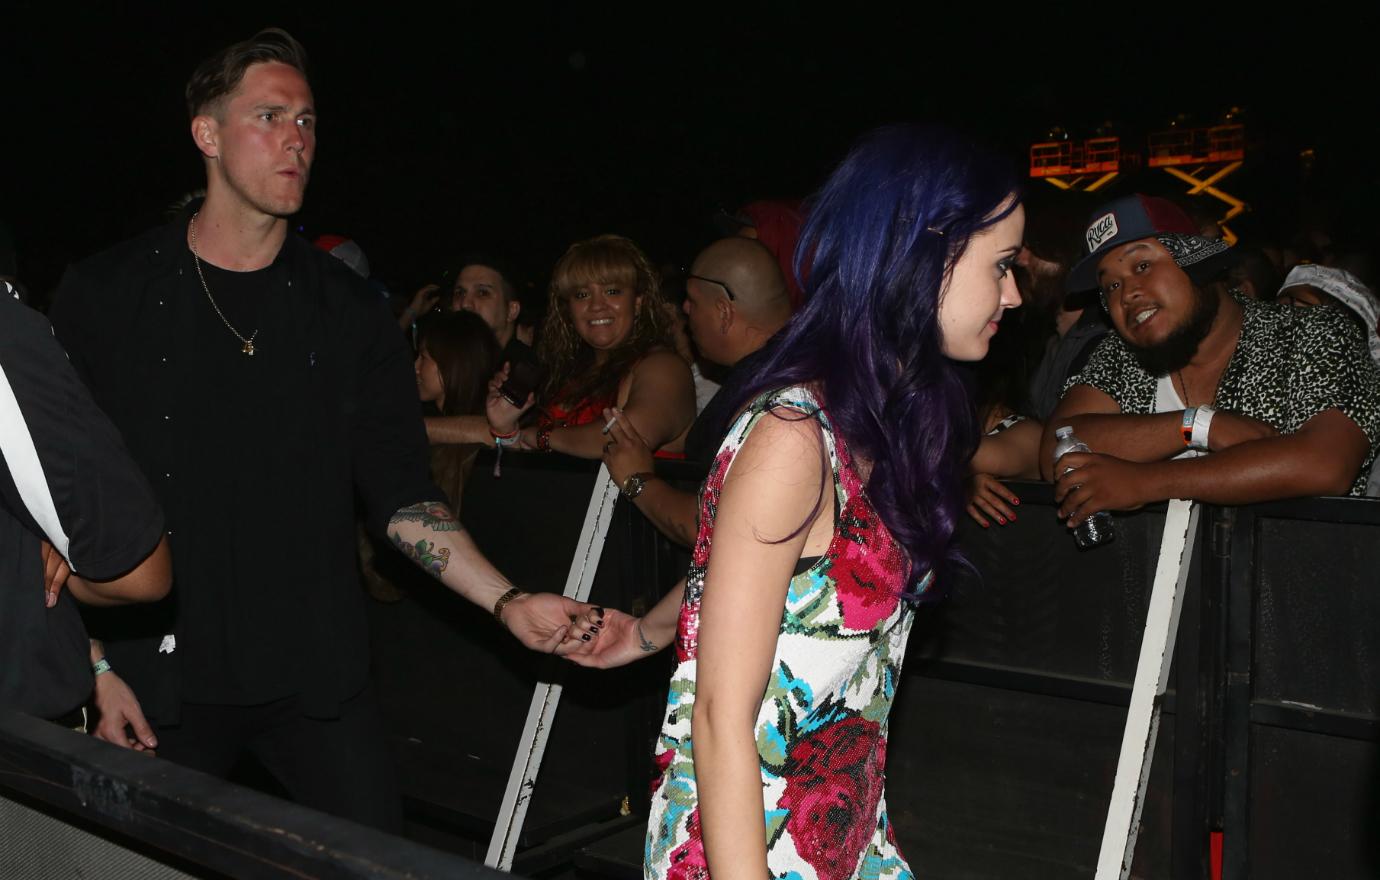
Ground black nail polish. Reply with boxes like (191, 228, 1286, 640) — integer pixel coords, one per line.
(595, 606, 605, 616)
(582, 634, 591, 641)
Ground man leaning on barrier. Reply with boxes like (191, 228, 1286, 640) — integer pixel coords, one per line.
(1041, 194, 1380, 525)
(47, 28, 597, 832)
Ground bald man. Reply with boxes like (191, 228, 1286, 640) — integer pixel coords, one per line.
(602, 238, 790, 546)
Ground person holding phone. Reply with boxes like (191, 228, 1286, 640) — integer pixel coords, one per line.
(420, 256, 542, 447)
(412, 311, 504, 503)
(562, 124, 1024, 880)
(488, 235, 696, 459)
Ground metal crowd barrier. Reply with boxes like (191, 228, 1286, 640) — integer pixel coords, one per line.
(6, 451, 1373, 879)
(0, 709, 510, 879)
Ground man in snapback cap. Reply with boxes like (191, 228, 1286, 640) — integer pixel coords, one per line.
(1039, 193, 1380, 525)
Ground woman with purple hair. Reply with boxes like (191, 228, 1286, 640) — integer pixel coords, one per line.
(565, 124, 1023, 879)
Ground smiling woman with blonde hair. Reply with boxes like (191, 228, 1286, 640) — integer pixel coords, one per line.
(489, 234, 696, 459)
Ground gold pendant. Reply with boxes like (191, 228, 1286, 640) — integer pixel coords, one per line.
(243, 340, 255, 356)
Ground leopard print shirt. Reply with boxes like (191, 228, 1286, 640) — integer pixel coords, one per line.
(1065, 295, 1380, 495)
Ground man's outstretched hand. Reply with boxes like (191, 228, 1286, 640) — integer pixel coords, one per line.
(500, 591, 603, 653)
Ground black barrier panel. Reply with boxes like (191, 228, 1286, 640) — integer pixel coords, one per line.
(898, 483, 1195, 879)
(1245, 726, 1380, 879)
(367, 451, 681, 866)
(913, 482, 1171, 688)
(1223, 497, 1380, 879)
(0, 709, 508, 879)
(889, 677, 1174, 878)
(1252, 515, 1380, 716)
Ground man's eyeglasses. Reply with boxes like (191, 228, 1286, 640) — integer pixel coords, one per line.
(686, 272, 737, 301)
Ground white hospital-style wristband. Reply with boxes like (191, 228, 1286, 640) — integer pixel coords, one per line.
(1191, 405, 1216, 450)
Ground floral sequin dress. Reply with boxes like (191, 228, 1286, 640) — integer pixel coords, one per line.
(645, 386, 921, 880)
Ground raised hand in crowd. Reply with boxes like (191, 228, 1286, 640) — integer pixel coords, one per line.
(485, 361, 536, 439)
(600, 406, 655, 488)
(399, 282, 442, 329)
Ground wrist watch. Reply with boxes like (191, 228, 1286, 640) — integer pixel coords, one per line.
(621, 472, 656, 500)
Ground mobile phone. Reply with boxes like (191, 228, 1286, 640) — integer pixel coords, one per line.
(498, 361, 541, 408)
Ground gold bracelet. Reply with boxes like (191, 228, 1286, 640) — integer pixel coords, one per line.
(493, 587, 525, 624)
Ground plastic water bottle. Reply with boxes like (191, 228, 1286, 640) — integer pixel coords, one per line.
(1052, 426, 1115, 549)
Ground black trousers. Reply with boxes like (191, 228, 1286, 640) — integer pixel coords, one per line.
(154, 686, 403, 833)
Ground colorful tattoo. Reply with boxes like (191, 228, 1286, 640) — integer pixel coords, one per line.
(391, 533, 451, 576)
(389, 501, 462, 532)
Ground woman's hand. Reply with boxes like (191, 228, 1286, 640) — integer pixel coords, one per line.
(559, 607, 669, 668)
(600, 407, 655, 487)
(965, 473, 1020, 528)
(486, 362, 535, 436)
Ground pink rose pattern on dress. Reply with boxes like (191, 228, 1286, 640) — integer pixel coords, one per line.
(664, 810, 709, 880)
(780, 716, 888, 880)
(645, 388, 917, 880)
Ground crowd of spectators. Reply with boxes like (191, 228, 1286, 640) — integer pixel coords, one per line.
(3, 23, 1379, 877)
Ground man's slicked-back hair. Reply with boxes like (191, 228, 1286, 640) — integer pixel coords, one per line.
(185, 27, 309, 120)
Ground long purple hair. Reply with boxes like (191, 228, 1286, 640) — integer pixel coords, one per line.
(727, 124, 1020, 599)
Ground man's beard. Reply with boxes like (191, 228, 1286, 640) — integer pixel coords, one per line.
(1125, 286, 1221, 376)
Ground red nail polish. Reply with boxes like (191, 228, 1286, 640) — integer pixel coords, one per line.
(997, 517, 1006, 525)
(1009, 513, 1017, 522)
(1010, 498, 1020, 506)
(981, 522, 989, 529)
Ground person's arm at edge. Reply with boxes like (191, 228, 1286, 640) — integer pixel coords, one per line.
(601, 411, 700, 548)
(1055, 408, 1368, 521)
(1041, 385, 1281, 480)
(693, 413, 824, 880)
(1039, 384, 1176, 479)
(63, 536, 172, 606)
(970, 418, 1043, 479)
(631, 479, 700, 548)
(425, 414, 495, 445)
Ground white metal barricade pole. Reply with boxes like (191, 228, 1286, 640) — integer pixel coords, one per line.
(1095, 499, 1201, 880)
(485, 466, 623, 871)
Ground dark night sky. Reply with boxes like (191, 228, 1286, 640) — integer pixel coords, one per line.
(6, 5, 1379, 307)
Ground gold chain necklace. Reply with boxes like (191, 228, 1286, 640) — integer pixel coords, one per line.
(188, 213, 258, 356)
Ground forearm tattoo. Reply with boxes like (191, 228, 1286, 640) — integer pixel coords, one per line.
(392, 534, 451, 576)
(389, 501, 462, 578)
(389, 501, 463, 531)
(636, 619, 659, 653)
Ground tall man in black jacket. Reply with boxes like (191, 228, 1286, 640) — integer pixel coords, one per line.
(49, 28, 590, 832)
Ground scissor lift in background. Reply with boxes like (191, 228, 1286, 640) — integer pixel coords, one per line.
(1147, 123, 1246, 243)
(1029, 137, 1128, 192)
